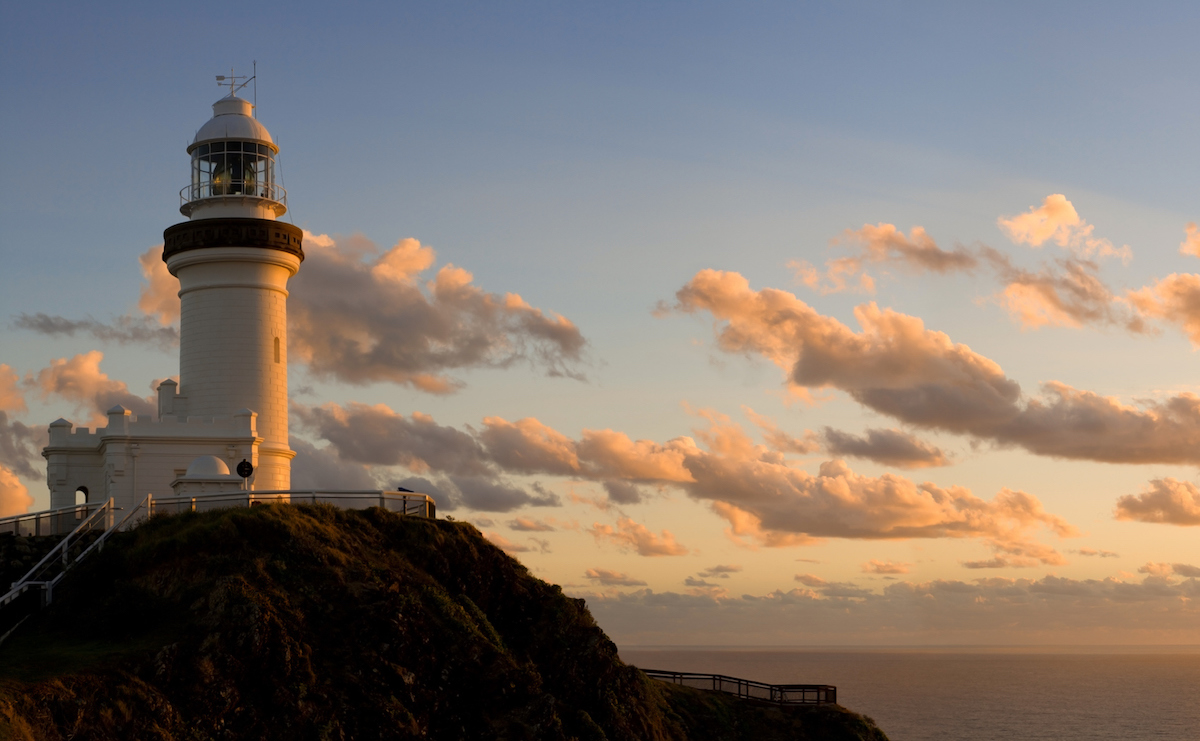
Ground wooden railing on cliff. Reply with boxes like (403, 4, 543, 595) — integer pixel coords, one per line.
(640, 669, 837, 705)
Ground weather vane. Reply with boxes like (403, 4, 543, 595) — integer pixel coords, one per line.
(214, 62, 258, 115)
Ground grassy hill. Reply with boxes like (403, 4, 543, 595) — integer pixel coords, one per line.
(0, 505, 888, 740)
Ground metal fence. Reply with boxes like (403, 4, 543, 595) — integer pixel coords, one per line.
(640, 669, 836, 705)
(0, 502, 111, 537)
(143, 490, 435, 519)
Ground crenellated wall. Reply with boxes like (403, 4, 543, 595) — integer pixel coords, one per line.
(43, 405, 264, 513)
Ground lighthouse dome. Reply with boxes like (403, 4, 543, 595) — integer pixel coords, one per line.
(190, 95, 275, 150)
(186, 455, 232, 477)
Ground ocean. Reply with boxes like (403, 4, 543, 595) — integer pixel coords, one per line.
(618, 647, 1200, 740)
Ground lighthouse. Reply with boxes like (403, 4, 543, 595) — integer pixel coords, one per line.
(43, 83, 303, 507)
(159, 89, 304, 490)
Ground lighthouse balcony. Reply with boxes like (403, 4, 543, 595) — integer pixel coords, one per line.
(180, 181, 288, 217)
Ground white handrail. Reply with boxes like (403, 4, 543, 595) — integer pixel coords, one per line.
(1, 499, 115, 608)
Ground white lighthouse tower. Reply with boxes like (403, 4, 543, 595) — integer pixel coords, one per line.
(159, 87, 303, 490)
(43, 82, 303, 507)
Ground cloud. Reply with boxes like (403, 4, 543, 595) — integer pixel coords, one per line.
(742, 407, 820, 455)
(602, 480, 646, 504)
(287, 232, 586, 392)
(697, 564, 742, 579)
(584, 568, 647, 587)
(583, 572, 1200, 645)
(794, 573, 827, 587)
(791, 223, 977, 295)
(484, 531, 532, 554)
(0, 365, 26, 413)
(0, 412, 42, 481)
(138, 245, 181, 325)
(588, 516, 689, 556)
(822, 427, 949, 468)
(684, 576, 717, 587)
(1126, 273, 1200, 346)
(292, 401, 560, 512)
(1138, 562, 1200, 578)
(294, 402, 493, 474)
(1076, 547, 1120, 558)
(1115, 478, 1200, 525)
(18, 246, 183, 348)
(669, 269, 1200, 466)
(13, 313, 178, 349)
(451, 475, 559, 512)
(395, 476, 457, 512)
(297, 398, 1071, 557)
(982, 248, 1143, 332)
(508, 516, 556, 531)
(997, 194, 1130, 263)
(288, 437, 378, 490)
(679, 415, 1074, 562)
(0, 466, 33, 517)
(862, 559, 910, 574)
(1181, 223, 1200, 258)
(30, 351, 155, 421)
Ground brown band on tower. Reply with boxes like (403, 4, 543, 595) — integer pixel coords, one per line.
(163, 218, 304, 262)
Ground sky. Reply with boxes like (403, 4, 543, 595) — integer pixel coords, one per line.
(5, 1, 1200, 646)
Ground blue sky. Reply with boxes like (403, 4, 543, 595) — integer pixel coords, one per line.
(6, 2, 1200, 645)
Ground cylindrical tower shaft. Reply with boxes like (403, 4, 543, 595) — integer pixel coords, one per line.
(163, 92, 303, 490)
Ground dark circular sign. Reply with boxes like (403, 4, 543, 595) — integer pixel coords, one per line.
(236, 459, 254, 479)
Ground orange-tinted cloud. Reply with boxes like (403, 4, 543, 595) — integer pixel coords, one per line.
(1115, 478, 1200, 525)
(30, 351, 155, 422)
(669, 270, 1200, 465)
(997, 194, 1130, 263)
(291, 401, 558, 512)
(0, 466, 32, 517)
(983, 248, 1143, 332)
(1180, 223, 1200, 258)
(588, 516, 689, 556)
(822, 427, 949, 468)
(484, 531, 533, 553)
(1126, 273, 1200, 346)
(862, 559, 910, 574)
(288, 232, 586, 393)
(792, 223, 977, 295)
(584, 568, 647, 587)
(0, 366, 25, 413)
(508, 516, 555, 532)
(742, 407, 820, 455)
(137, 244, 181, 325)
(299, 398, 1072, 558)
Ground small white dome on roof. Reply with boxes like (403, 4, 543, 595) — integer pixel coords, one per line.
(191, 95, 275, 149)
(186, 455, 231, 477)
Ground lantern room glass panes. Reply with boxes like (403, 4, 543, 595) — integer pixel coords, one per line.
(188, 141, 277, 200)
